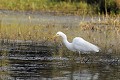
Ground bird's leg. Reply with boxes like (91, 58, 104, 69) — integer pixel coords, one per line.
(79, 52, 81, 63)
(78, 51, 81, 79)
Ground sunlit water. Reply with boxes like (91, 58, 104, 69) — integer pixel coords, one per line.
(0, 10, 120, 80)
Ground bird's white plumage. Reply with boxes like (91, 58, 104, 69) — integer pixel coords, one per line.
(56, 31, 100, 53)
(72, 37, 99, 52)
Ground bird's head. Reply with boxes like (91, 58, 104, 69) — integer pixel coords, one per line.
(56, 31, 64, 36)
(55, 31, 67, 38)
(54, 31, 66, 41)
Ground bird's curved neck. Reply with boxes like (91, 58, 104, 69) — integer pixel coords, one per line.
(62, 36, 71, 47)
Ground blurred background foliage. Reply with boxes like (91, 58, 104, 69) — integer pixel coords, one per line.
(50, 0, 120, 14)
(0, 0, 120, 15)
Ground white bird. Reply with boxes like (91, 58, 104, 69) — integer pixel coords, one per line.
(55, 31, 100, 53)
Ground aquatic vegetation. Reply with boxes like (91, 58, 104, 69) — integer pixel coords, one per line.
(0, 15, 120, 55)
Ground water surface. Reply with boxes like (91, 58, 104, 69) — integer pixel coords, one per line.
(0, 41, 119, 80)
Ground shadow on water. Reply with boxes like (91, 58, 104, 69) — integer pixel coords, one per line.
(0, 40, 119, 80)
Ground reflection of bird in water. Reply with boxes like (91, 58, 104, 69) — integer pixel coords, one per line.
(54, 31, 100, 57)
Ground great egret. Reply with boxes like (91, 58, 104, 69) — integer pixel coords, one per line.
(55, 31, 100, 53)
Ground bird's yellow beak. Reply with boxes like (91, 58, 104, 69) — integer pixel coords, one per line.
(53, 34, 59, 38)
(53, 34, 58, 42)
(53, 35, 57, 38)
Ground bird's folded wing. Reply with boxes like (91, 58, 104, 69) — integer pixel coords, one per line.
(72, 37, 99, 52)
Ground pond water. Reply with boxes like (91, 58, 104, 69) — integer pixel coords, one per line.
(0, 40, 119, 80)
(0, 10, 120, 80)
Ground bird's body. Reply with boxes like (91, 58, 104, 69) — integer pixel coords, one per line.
(72, 37, 99, 53)
(55, 31, 100, 53)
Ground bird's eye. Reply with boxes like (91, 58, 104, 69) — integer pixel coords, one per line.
(56, 34, 59, 36)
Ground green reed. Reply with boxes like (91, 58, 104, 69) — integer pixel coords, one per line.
(0, 0, 92, 15)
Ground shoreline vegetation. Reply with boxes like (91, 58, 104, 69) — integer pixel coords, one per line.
(0, 18, 120, 54)
(0, 0, 120, 15)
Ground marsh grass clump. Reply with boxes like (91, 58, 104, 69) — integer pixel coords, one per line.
(0, 50, 9, 76)
(79, 18, 120, 55)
